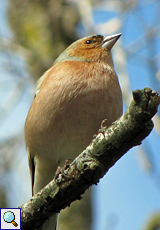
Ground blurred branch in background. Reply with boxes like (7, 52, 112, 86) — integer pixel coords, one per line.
(9, 0, 80, 78)
(143, 213, 160, 230)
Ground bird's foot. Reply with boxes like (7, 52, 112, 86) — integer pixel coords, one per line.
(98, 119, 108, 134)
(55, 159, 72, 183)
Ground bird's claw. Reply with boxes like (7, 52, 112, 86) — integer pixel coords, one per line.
(55, 159, 72, 183)
(98, 119, 108, 135)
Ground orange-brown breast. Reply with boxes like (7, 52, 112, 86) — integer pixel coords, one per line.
(25, 60, 122, 167)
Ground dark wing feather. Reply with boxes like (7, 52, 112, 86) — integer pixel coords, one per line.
(28, 152, 35, 196)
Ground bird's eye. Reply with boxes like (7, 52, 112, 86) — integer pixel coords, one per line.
(85, 40, 93, 44)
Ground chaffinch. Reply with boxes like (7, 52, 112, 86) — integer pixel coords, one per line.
(25, 33, 123, 230)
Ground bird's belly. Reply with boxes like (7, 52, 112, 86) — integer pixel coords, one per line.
(48, 89, 122, 166)
(32, 90, 121, 193)
(26, 73, 122, 193)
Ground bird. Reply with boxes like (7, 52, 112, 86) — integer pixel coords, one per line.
(25, 33, 123, 230)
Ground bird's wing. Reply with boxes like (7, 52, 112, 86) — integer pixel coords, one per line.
(35, 68, 52, 96)
(28, 151, 35, 196)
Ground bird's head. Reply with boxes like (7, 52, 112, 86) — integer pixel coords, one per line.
(54, 33, 122, 65)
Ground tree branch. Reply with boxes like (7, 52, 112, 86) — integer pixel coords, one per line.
(20, 87, 160, 230)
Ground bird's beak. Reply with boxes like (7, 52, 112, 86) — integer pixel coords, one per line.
(102, 33, 122, 49)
